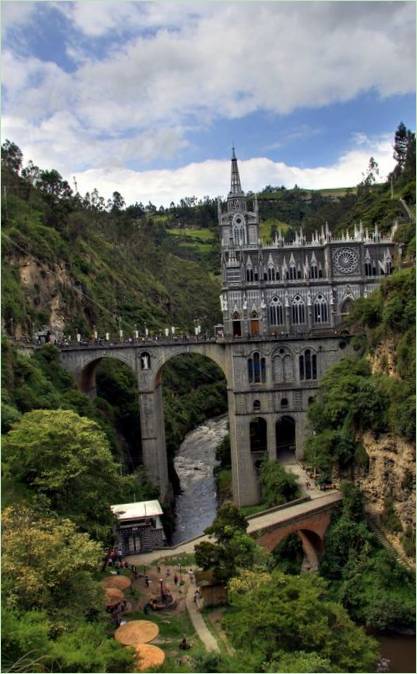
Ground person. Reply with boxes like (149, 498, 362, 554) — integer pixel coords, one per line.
(157, 565, 161, 574)
(174, 574, 179, 586)
(179, 637, 190, 650)
(143, 602, 150, 615)
(145, 575, 150, 587)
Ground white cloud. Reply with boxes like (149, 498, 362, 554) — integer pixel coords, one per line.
(3, 3, 415, 141)
(1, 1, 37, 31)
(69, 133, 395, 207)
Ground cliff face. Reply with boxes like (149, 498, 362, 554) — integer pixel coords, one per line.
(15, 255, 75, 336)
(359, 431, 415, 529)
(358, 338, 416, 561)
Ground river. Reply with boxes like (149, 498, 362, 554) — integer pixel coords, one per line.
(172, 417, 415, 671)
(172, 415, 228, 545)
(377, 634, 416, 673)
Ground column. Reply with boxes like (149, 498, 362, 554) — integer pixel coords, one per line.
(267, 415, 276, 461)
(295, 412, 307, 460)
(228, 392, 259, 506)
(138, 383, 169, 501)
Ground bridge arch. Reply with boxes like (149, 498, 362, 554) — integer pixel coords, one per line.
(257, 522, 327, 572)
(73, 352, 137, 397)
(151, 344, 228, 389)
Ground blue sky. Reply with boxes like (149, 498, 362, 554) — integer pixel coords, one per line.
(2, 1, 416, 205)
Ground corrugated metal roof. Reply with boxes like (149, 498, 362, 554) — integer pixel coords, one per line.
(110, 500, 163, 521)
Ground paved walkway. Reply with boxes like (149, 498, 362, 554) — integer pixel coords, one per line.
(185, 583, 219, 653)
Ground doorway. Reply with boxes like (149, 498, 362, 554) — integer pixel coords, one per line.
(232, 312, 242, 337)
(250, 311, 260, 336)
(276, 415, 296, 462)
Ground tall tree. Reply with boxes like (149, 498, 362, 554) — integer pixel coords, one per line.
(3, 409, 131, 539)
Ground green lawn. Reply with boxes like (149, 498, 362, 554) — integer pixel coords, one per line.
(168, 228, 216, 241)
(127, 605, 205, 673)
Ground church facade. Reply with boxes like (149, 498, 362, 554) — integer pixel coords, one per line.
(216, 150, 396, 504)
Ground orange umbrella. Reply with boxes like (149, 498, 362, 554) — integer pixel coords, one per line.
(114, 620, 159, 646)
(102, 575, 131, 591)
(135, 644, 165, 671)
(105, 587, 124, 606)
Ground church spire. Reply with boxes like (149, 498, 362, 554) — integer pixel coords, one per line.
(229, 146, 244, 196)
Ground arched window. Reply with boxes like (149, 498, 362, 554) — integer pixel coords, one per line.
(246, 268, 254, 282)
(253, 400, 261, 411)
(273, 349, 294, 383)
(269, 297, 283, 326)
(233, 222, 246, 246)
(299, 349, 317, 380)
(365, 261, 372, 276)
(310, 264, 318, 279)
(281, 398, 288, 408)
(267, 266, 276, 281)
(292, 296, 305, 325)
(248, 351, 266, 384)
(289, 266, 297, 280)
(250, 417, 267, 453)
(232, 311, 242, 337)
(340, 298, 353, 317)
(313, 295, 328, 323)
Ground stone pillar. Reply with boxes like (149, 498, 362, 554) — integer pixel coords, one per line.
(298, 530, 319, 572)
(295, 412, 307, 460)
(138, 383, 169, 501)
(228, 393, 259, 506)
(77, 362, 97, 399)
(267, 415, 276, 461)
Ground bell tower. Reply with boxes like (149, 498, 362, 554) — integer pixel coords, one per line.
(218, 147, 260, 250)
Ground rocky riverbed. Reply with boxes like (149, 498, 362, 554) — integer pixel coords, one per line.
(172, 416, 228, 545)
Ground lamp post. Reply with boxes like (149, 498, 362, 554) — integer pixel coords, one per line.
(159, 578, 164, 601)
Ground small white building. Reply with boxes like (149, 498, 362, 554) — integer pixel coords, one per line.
(111, 500, 166, 555)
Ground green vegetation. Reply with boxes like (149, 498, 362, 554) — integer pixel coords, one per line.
(2, 505, 134, 673)
(319, 484, 415, 631)
(3, 409, 145, 541)
(224, 569, 378, 673)
(259, 459, 300, 506)
(195, 503, 269, 584)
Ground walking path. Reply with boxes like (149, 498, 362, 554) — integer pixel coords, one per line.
(185, 583, 219, 653)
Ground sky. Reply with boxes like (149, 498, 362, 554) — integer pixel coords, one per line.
(2, 1, 416, 206)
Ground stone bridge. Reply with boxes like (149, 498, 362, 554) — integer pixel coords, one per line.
(248, 491, 342, 570)
(59, 330, 349, 506)
(125, 492, 342, 571)
(60, 340, 228, 502)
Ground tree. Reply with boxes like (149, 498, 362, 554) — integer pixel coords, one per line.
(2, 506, 102, 613)
(359, 156, 379, 193)
(195, 502, 269, 583)
(38, 169, 72, 200)
(1, 139, 23, 174)
(267, 651, 333, 673)
(259, 459, 300, 506)
(110, 191, 125, 212)
(393, 122, 408, 171)
(205, 501, 247, 543)
(225, 569, 378, 672)
(3, 409, 130, 538)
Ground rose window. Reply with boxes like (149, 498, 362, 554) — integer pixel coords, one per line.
(333, 248, 359, 274)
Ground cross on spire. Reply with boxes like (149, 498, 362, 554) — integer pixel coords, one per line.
(229, 146, 244, 196)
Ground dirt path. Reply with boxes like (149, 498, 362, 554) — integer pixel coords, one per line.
(185, 583, 219, 653)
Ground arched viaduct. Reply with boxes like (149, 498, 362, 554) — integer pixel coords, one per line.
(248, 492, 342, 570)
(59, 332, 349, 506)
